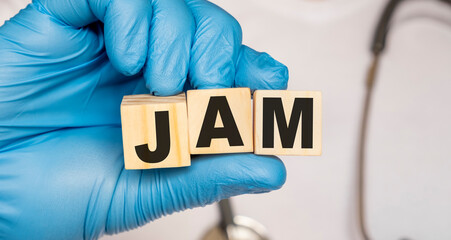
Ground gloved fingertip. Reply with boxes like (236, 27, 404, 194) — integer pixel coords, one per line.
(105, 25, 149, 76)
(245, 154, 287, 192)
(235, 45, 289, 90)
(260, 54, 289, 90)
(146, 77, 186, 96)
(110, 53, 146, 76)
(188, 58, 235, 90)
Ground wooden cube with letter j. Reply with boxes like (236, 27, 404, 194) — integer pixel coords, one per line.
(187, 88, 253, 154)
(254, 90, 322, 155)
(120, 93, 190, 169)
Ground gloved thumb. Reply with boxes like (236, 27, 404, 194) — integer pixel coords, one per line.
(105, 153, 286, 235)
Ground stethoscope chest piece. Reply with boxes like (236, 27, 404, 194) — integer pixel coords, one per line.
(202, 199, 269, 240)
(202, 216, 269, 240)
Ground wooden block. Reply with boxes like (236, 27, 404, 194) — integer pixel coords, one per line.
(253, 90, 322, 155)
(121, 93, 190, 169)
(187, 88, 253, 154)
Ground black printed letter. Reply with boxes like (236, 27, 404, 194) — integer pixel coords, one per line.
(263, 98, 313, 149)
(196, 96, 244, 147)
(135, 111, 171, 163)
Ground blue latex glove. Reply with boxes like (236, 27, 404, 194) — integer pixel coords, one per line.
(0, 0, 289, 239)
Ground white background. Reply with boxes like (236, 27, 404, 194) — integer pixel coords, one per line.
(2, 0, 451, 239)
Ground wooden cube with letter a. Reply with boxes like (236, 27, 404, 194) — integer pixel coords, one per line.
(254, 90, 322, 155)
(187, 88, 253, 154)
(121, 93, 190, 169)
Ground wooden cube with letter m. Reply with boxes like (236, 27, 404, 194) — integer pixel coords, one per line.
(253, 90, 322, 156)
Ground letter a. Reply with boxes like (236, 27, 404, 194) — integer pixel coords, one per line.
(196, 96, 244, 147)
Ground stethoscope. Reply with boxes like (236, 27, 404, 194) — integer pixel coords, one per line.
(358, 0, 451, 240)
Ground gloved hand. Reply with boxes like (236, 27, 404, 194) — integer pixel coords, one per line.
(0, 0, 288, 239)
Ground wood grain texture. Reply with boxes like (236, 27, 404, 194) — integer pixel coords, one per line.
(121, 93, 190, 169)
(187, 88, 253, 154)
(254, 90, 322, 156)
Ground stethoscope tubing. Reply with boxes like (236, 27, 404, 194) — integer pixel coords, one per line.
(358, 1, 451, 240)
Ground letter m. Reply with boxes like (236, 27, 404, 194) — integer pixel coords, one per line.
(262, 98, 313, 149)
